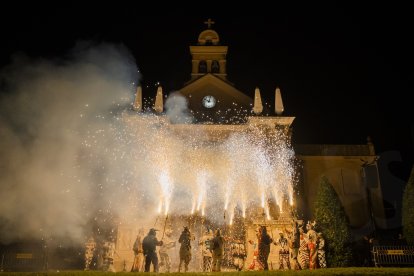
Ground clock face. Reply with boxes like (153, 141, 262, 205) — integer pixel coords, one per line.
(202, 95, 216, 108)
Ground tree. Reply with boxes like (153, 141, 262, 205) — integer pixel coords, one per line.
(402, 165, 414, 244)
(314, 175, 352, 267)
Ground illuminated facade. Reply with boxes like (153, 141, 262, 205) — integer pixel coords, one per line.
(113, 23, 386, 272)
(169, 24, 385, 232)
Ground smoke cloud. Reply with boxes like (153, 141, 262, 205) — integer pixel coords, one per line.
(165, 92, 193, 124)
(0, 42, 139, 244)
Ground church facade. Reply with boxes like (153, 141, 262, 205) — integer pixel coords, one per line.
(113, 22, 387, 272)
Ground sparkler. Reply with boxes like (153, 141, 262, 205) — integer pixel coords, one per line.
(159, 171, 173, 215)
(288, 183, 294, 206)
(191, 199, 196, 215)
(201, 204, 205, 216)
(262, 207, 266, 225)
(240, 191, 247, 219)
(266, 199, 274, 241)
(265, 203, 271, 220)
(229, 211, 234, 225)
(94, 111, 296, 227)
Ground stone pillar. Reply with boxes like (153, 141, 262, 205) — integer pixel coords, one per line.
(206, 60, 212, 73)
(219, 60, 226, 74)
(192, 60, 199, 74)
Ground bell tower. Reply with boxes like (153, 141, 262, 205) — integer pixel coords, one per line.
(190, 19, 228, 81)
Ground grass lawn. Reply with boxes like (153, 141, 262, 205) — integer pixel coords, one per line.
(2, 268, 414, 276)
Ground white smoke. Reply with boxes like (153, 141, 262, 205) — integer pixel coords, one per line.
(0, 42, 139, 244)
(165, 92, 193, 124)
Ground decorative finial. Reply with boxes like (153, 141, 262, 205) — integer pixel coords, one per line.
(275, 87, 284, 115)
(253, 87, 263, 115)
(367, 136, 375, 155)
(154, 86, 164, 113)
(133, 85, 142, 112)
(204, 18, 215, 29)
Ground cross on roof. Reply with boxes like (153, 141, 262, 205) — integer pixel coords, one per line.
(204, 18, 215, 29)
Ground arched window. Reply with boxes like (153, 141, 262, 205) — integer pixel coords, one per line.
(199, 60, 207, 73)
(205, 39, 213, 46)
(211, 60, 220, 73)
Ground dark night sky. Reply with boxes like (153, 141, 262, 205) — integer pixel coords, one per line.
(1, 6, 413, 166)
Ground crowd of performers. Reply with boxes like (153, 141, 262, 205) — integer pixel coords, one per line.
(248, 221, 327, 271)
(128, 226, 227, 272)
(83, 220, 327, 272)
